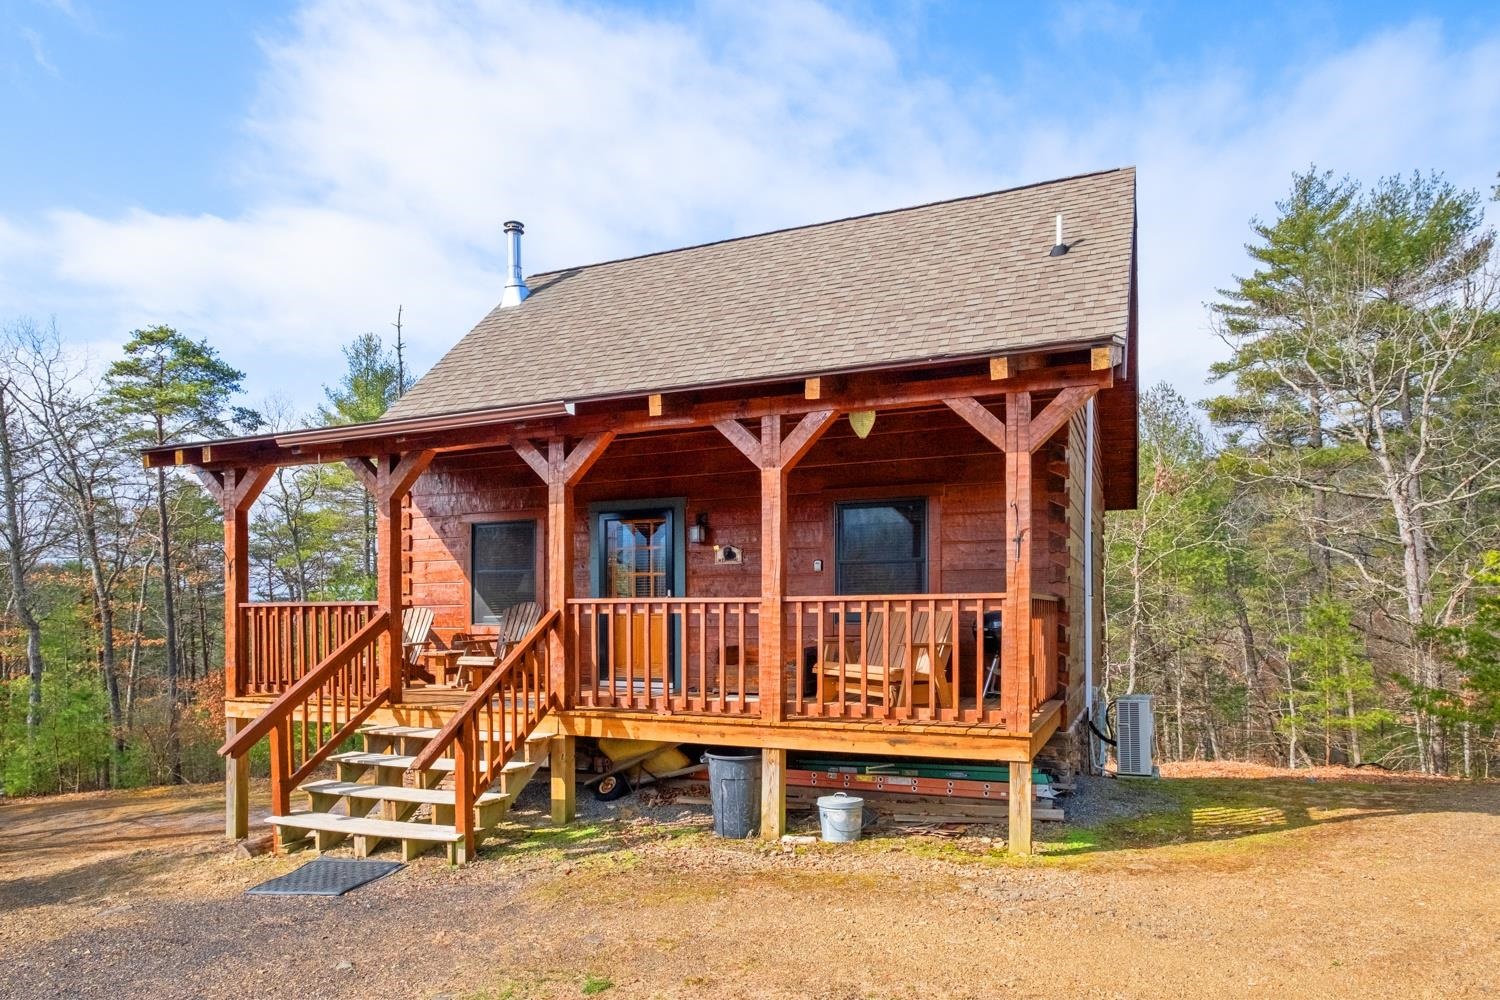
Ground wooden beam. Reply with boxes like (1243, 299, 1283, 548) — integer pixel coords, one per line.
(1091, 344, 1122, 371)
(511, 438, 552, 482)
(990, 353, 1042, 382)
(218, 467, 272, 700)
(378, 449, 436, 502)
(943, 397, 1008, 452)
(804, 377, 822, 400)
(342, 456, 377, 492)
(551, 734, 575, 824)
(193, 468, 226, 504)
(1008, 762, 1033, 855)
(226, 466, 275, 512)
(546, 439, 573, 705)
(714, 419, 766, 468)
(761, 747, 787, 839)
(1027, 386, 1098, 454)
(1002, 391, 1034, 730)
(778, 408, 838, 470)
(647, 393, 664, 417)
(151, 365, 1115, 471)
(225, 717, 250, 841)
(559, 431, 616, 485)
(758, 415, 788, 724)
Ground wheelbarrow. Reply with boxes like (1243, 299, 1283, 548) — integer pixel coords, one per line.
(587, 738, 704, 801)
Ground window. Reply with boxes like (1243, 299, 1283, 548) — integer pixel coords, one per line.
(471, 520, 539, 623)
(835, 499, 927, 595)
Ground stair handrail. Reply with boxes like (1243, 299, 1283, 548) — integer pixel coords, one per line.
(410, 608, 560, 771)
(218, 609, 392, 759)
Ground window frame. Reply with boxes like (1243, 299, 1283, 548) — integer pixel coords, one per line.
(469, 517, 542, 625)
(833, 497, 929, 596)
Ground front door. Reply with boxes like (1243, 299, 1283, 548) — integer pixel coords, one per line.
(596, 508, 678, 691)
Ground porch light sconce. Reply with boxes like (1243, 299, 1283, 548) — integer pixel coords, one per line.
(849, 409, 876, 439)
(689, 511, 710, 545)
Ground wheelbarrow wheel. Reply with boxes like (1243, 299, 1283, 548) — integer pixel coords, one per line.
(592, 772, 634, 801)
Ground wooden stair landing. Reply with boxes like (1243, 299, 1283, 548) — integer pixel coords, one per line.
(268, 725, 549, 864)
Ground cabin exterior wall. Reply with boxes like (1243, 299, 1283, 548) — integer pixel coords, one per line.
(402, 404, 1086, 732)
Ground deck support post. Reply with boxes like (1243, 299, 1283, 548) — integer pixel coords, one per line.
(760, 746, 787, 838)
(1008, 762, 1033, 855)
(550, 734, 576, 824)
(714, 409, 837, 724)
(453, 720, 476, 863)
(346, 451, 435, 706)
(225, 717, 250, 841)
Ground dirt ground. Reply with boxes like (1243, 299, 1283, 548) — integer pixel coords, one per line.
(2, 766, 1498, 1000)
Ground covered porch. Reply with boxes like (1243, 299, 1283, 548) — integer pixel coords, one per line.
(175, 355, 1114, 858)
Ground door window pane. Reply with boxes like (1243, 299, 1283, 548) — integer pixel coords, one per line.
(472, 520, 538, 623)
(835, 500, 927, 594)
(604, 515, 671, 597)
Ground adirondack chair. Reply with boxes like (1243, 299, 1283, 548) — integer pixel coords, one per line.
(401, 606, 437, 684)
(455, 601, 544, 689)
(815, 607, 955, 708)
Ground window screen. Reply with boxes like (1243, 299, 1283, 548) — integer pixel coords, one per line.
(471, 520, 538, 623)
(835, 499, 927, 595)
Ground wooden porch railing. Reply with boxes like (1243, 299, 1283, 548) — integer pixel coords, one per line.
(567, 598, 760, 715)
(236, 600, 380, 696)
(561, 593, 1063, 733)
(218, 610, 391, 817)
(782, 594, 1005, 725)
(1030, 595, 1061, 716)
(411, 610, 559, 860)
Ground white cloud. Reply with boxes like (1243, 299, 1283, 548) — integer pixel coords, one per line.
(18, 26, 57, 75)
(3, 2, 1498, 414)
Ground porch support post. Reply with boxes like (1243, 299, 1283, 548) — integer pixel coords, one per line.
(349, 451, 435, 705)
(196, 466, 273, 700)
(1003, 392, 1035, 734)
(550, 734, 576, 825)
(758, 415, 788, 725)
(514, 433, 615, 714)
(761, 746, 787, 839)
(545, 438, 574, 711)
(713, 409, 836, 728)
(225, 716, 250, 841)
(196, 465, 272, 844)
(514, 434, 614, 828)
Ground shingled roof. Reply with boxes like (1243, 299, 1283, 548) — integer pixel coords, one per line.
(384, 167, 1136, 422)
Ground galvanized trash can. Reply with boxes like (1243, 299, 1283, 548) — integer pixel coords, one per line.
(704, 750, 761, 838)
(817, 792, 864, 843)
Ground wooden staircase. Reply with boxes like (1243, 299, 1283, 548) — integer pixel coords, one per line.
(267, 724, 550, 863)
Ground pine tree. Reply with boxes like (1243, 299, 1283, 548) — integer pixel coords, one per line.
(104, 326, 251, 783)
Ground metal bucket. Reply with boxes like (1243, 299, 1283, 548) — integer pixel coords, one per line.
(704, 751, 761, 838)
(817, 792, 864, 843)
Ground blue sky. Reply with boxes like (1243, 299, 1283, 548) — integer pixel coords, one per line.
(2, 0, 1498, 417)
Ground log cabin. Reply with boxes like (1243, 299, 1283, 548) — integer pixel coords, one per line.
(145, 166, 1139, 859)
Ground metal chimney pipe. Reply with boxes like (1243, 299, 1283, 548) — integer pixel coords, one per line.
(500, 220, 530, 307)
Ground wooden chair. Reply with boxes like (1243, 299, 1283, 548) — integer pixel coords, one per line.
(816, 607, 955, 708)
(401, 606, 437, 684)
(899, 608, 956, 709)
(815, 608, 894, 702)
(455, 601, 544, 688)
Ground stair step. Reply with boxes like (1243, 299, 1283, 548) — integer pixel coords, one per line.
(360, 725, 441, 738)
(301, 779, 507, 807)
(331, 751, 471, 772)
(267, 811, 462, 843)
